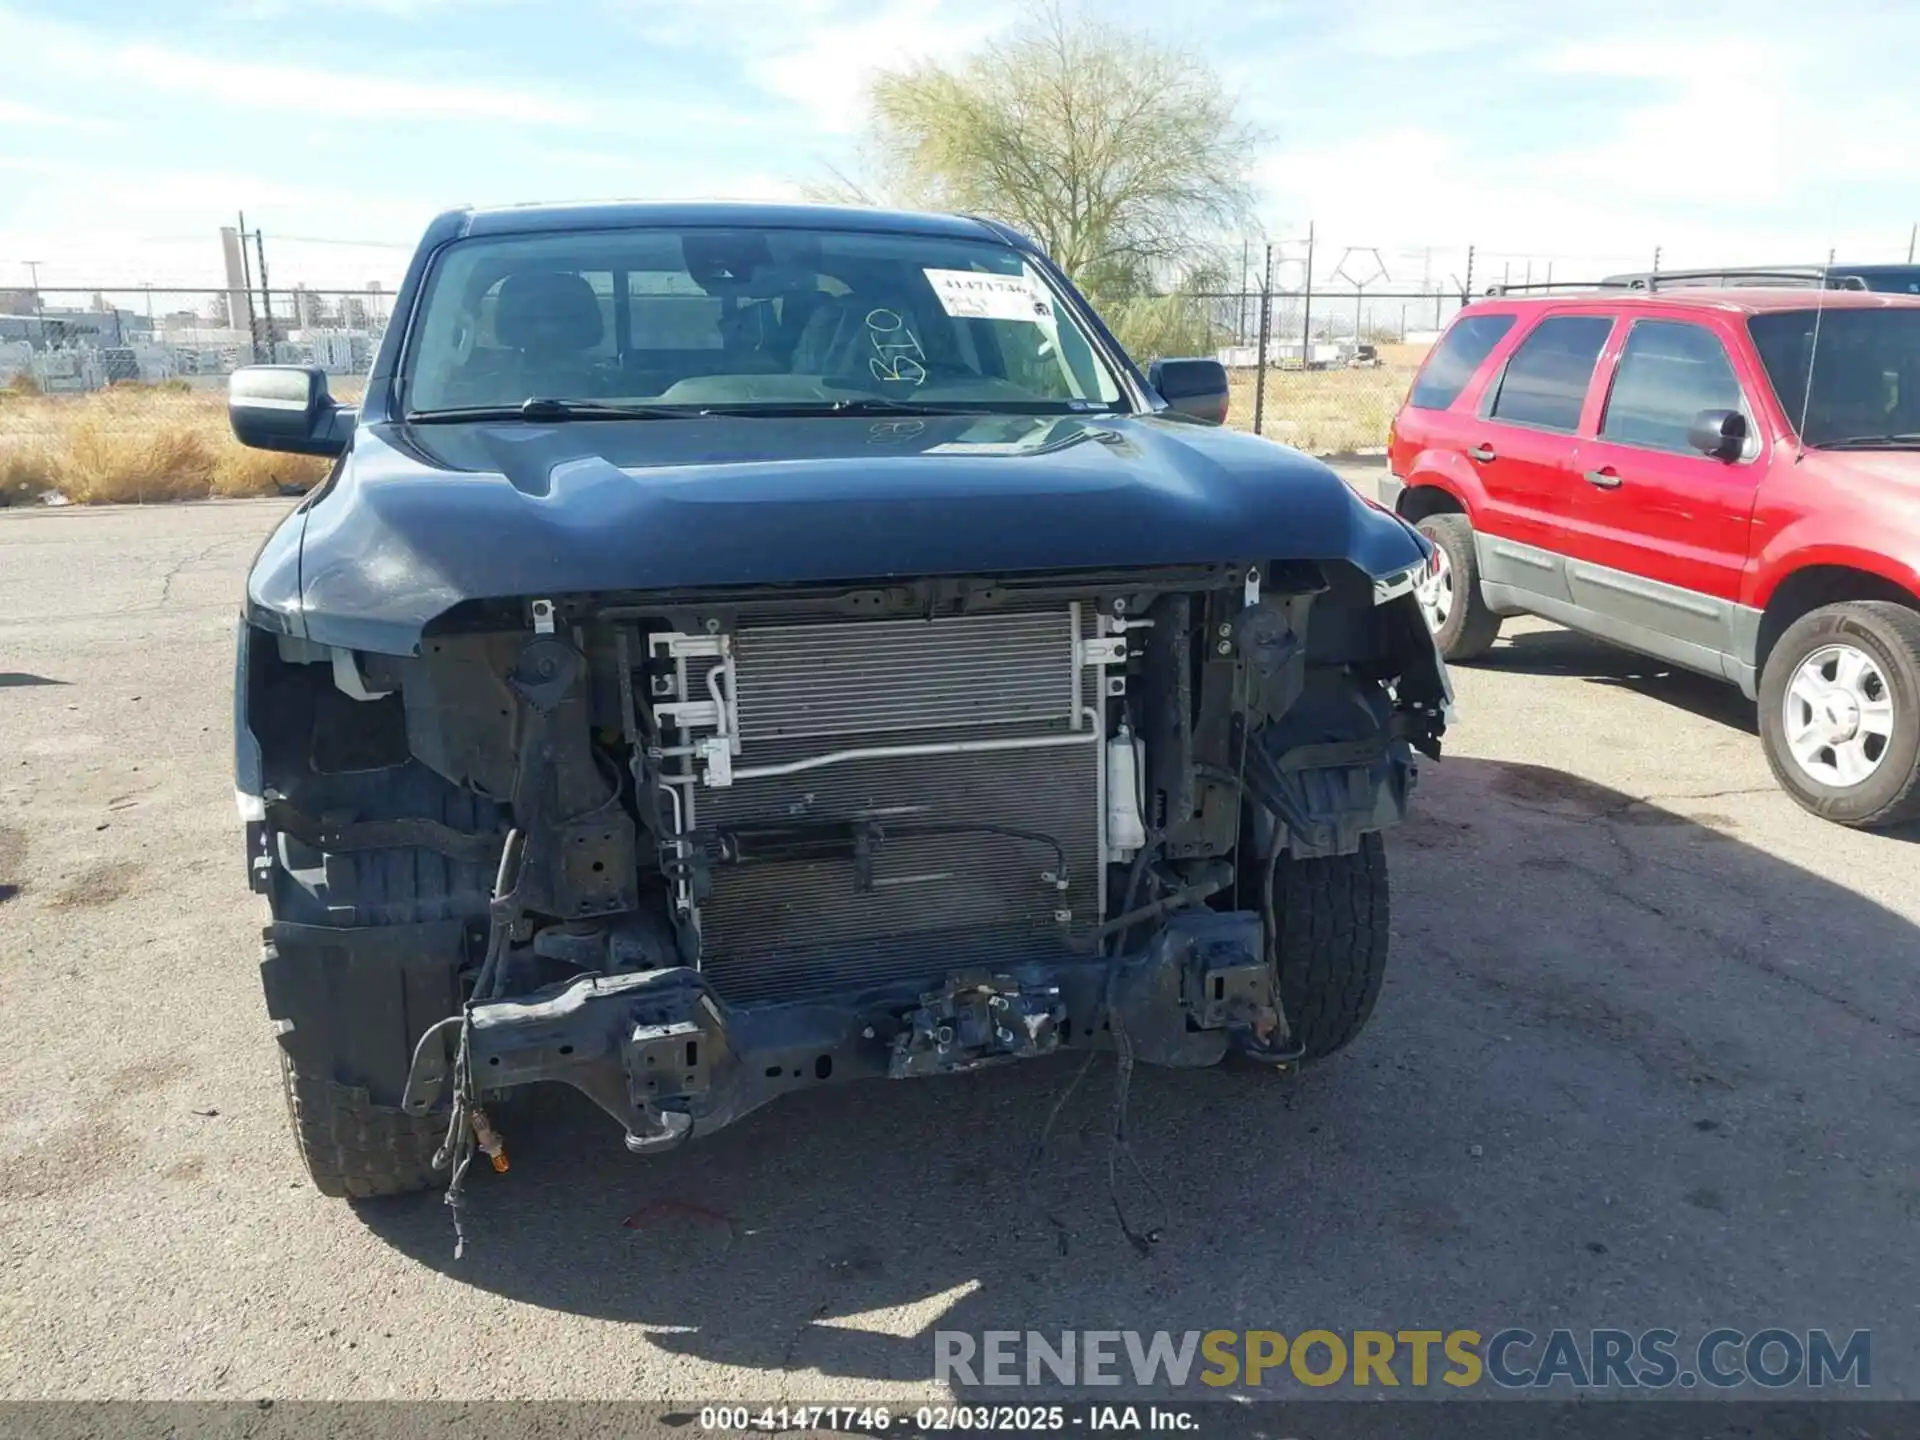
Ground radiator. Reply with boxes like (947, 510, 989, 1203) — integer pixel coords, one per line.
(690, 606, 1104, 1005)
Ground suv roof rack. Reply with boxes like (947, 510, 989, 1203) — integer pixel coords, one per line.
(1482, 280, 1633, 296)
(1603, 267, 1868, 292)
(1485, 267, 1867, 297)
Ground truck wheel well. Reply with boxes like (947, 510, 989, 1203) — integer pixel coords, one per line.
(1758, 565, 1920, 671)
(248, 638, 412, 781)
(1395, 484, 1465, 524)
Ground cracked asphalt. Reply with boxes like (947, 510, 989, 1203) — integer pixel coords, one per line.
(1, 494, 1916, 1401)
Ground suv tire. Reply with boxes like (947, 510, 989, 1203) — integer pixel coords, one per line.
(1413, 514, 1502, 662)
(1235, 833, 1391, 1063)
(1758, 600, 1920, 828)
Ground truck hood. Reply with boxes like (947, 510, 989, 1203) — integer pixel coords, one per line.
(282, 412, 1424, 654)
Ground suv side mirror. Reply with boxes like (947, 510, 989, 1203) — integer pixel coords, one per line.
(1147, 358, 1230, 426)
(229, 365, 353, 457)
(1687, 408, 1747, 462)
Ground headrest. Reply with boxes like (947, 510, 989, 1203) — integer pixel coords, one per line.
(494, 271, 604, 353)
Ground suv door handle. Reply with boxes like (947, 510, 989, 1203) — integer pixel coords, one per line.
(1467, 444, 1496, 463)
(1584, 468, 1622, 489)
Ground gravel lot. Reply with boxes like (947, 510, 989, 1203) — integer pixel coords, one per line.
(1, 490, 1916, 1400)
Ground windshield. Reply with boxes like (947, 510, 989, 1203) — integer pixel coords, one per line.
(1748, 308, 1920, 447)
(401, 226, 1125, 416)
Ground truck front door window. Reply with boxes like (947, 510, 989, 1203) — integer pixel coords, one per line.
(1601, 320, 1748, 455)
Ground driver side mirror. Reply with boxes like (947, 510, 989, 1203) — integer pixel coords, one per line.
(229, 365, 354, 457)
(1687, 408, 1747, 462)
(1148, 358, 1230, 426)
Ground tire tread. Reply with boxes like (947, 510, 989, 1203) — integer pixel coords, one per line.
(1273, 832, 1391, 1059)
(1416, 513, 1502, 662)
(279, 1050, 443, 1199)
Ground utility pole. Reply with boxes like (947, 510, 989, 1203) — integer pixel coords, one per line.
(23, 260, 41, 316)
(1652, 245, 1662, 276)
(1239, 237, 1251, 343)
(1299, 222, 1315, 368)
(253, 225, 275, 361)
(1253, 243, 1274, 436)
(1463, 245, 1475, 300)
(236, 211, 261, 361)
(1908, 223, 1916, 264)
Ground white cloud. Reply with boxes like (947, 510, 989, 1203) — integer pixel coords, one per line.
(464, 152, 807, 204)
(1329, 0, 1543, 58)
(0, 9, 583, 126)
(0, 99, 114, 132)
(732, 0, 1013, 133)
(104, 42, 587, 125)
(1255, 14, 1920, 277)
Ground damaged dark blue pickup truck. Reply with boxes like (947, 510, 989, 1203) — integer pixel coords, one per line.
(229, 201, 1450, 1204)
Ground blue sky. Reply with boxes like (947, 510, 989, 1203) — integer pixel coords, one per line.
(2, 0, 1916, 295)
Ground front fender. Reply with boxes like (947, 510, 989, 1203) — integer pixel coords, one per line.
(244, 501, 309, 639)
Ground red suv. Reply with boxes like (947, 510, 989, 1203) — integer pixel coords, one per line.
(1386, 287, 1920, 828)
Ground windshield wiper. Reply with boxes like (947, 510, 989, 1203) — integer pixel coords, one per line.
(405, 398, 699, 423)
(704, 398, 1116, 418)
(1812, 433, 1920, 449)
(693, 398, 984, 418)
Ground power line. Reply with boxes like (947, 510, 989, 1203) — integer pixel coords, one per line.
(269, 234, 413, 249)
(101, 231, 413, 250)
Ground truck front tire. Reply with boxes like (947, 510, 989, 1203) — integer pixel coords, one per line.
(1234, 832, 1391, 1064)
(1275, 832, 1391, 1058)
(279, 1050, 444, 1199)
(262, 761, 488, 1199)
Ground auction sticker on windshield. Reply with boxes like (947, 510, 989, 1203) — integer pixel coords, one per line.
(924, 267, 1054, 322)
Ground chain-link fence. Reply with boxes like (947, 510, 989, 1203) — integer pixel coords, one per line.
(0, 285, 370, 506)
(0, 285, 393, 395)
(1171, 282, 1464, 453)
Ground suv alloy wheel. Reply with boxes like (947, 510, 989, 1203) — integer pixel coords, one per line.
(1758, 601, 1920, 827)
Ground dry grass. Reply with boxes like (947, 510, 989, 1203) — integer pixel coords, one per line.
(1223, 341, 1430, 454)
(0, 385, 329, 505)
(0, 442, 49, 507)
(210, 445, 331, 498)
(54, 416, 219, 504)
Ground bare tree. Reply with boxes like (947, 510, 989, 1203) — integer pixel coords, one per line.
(847, 6, 1258, 317)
